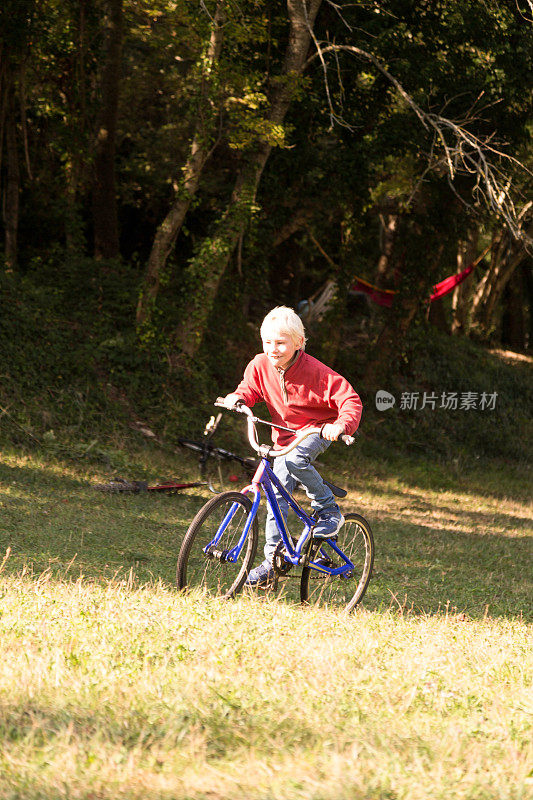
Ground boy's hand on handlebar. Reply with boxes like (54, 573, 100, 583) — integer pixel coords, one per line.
(219, 393, 244, 410)
(321, 423, 345, 441)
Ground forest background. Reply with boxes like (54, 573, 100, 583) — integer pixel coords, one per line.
(1, 6, 532, 795)
(0, 0, 532, 466)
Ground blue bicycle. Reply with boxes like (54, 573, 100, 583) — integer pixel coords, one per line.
(176, 400, 374, 611)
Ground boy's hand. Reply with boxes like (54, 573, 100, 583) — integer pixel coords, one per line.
(321, 423, 345, 441)
(221, 393, 243, 410)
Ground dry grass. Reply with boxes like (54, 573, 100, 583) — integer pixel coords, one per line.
(0, 446, 531, 798)
(0, 575, 531, 799)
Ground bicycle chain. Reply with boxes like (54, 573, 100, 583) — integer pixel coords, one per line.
(272, 539, 300, 578)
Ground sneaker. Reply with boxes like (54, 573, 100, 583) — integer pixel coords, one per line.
(312, 509, 344, 539)
(245, 559, 275, 587)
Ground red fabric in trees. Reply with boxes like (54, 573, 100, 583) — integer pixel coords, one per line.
(349, 262, 477, 307)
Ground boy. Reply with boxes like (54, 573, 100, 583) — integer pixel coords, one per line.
(222, 306, 362, 587)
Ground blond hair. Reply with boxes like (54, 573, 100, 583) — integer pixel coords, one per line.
(260, 306, 307, 348)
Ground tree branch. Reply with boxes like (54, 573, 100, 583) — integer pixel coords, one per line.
(304, 42, 532, 244)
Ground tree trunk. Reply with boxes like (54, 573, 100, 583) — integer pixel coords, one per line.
(272, 205, 315, 248)
(501, 266, 526, 350)
(470, 215, 532, 341)
(3, 83, 19, 270)
(366, 210, 401, 336)
(136, 0, 226, 327)
(174, 0, 323, 359)
(92, 0, 123, 260)
(66, 0, 89, 251)
(172, 158, 273, 359)
(375, 212, 399, 288)
(469, 230, 507, 337)
(451, 228, 479, 335)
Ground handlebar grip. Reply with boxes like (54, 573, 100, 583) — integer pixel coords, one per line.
(214, 397, 247, 413)
(319, 423, 356, 446)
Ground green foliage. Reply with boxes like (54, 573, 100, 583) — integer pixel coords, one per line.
(368, 153, 420, 210)
(361, 325, 533, 464)
(1, 0, 531, 469)
(0, 247, 231, 449)
(1, 244, 530, 480)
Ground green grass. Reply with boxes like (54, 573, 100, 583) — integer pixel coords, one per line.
(0, 443, 531, 798)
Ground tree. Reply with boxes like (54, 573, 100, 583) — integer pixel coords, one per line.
(470, 205, 533, 341)
(136, 0, 226, 327)
(303, 0, 533, 378)
(91, 0, 124, 260)
(0, 0, 35, 269)
(173, 0, 323, 359)
(451, 228, 480, 335)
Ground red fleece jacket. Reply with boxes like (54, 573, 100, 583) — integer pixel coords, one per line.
(234, 351, 363, 446)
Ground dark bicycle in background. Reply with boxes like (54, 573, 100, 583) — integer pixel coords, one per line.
(178, 412, 259, 493)
(95, 413, 257, 495)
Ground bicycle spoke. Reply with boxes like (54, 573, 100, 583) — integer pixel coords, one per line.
(177, 492, 258, 598)
(300, 513, 374, 612)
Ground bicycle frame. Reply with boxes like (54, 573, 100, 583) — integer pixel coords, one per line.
(203, 456, 356, 577)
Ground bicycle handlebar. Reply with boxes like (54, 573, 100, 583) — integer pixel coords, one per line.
(214, 398, 355, 457)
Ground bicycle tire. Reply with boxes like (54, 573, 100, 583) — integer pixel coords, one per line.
(300, 513, 374, 612)
(176, 491, 259, 599)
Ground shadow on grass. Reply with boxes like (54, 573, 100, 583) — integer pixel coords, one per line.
(0, 467, 210, 587)
(243, 519, 532, 623)
(0, 460, 88, 491)
(0, 692, 326, 797)
(323, 448, 532, 504)
(362, 518, 532, 622)
(368, 486, 532, 535)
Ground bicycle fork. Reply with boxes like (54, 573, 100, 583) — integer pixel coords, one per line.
(203, 488, 261, 564)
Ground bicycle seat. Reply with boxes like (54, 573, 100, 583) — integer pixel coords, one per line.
(323, 478, 347, 499)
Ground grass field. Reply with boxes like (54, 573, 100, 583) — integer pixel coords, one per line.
(0, 443, 531, 799)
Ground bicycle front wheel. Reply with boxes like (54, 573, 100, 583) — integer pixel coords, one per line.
(300, 513, 374, 612)
(177, 491, 258, 599)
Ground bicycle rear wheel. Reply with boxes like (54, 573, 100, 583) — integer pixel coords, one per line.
(177, 491, 258, 599)
(300, 513, 374, 612)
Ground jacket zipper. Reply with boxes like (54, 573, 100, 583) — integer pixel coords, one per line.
(277, 368, 288, 403)
(276, 350, 301, 404)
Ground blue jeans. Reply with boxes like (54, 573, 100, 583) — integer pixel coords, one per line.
(264, 433, 336, 561)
